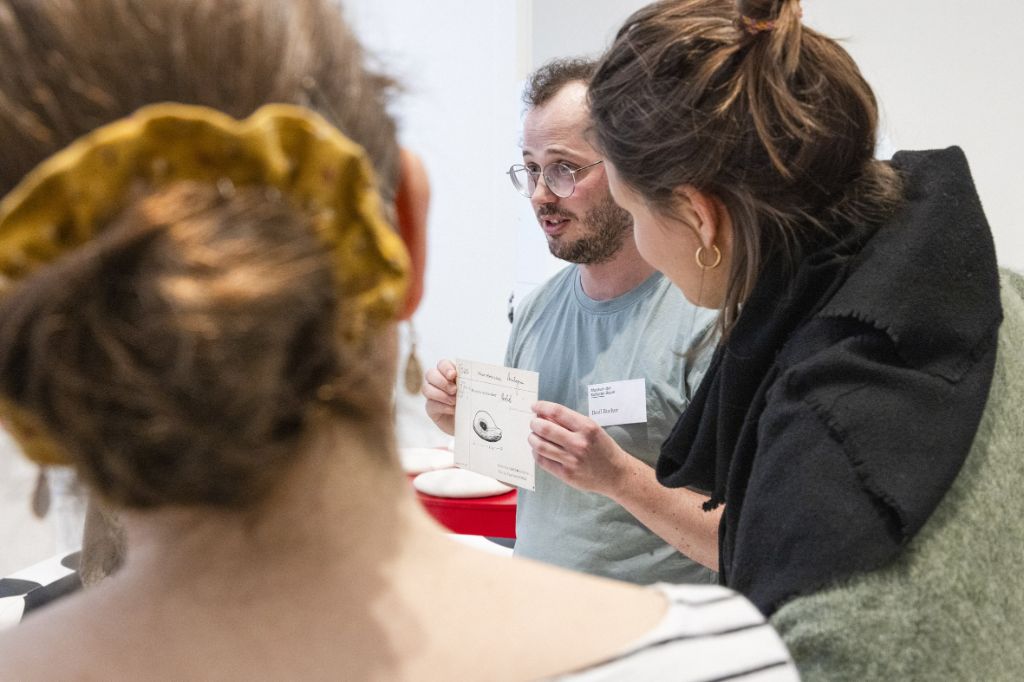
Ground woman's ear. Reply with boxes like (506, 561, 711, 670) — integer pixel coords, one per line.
(675, 185, 724, 250)
(395, 148, 429, 319)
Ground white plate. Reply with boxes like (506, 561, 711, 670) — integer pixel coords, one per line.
(399, 447, 455, 474)
(413, 468, 513, 499)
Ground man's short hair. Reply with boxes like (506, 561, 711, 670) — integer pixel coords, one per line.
(523, 57, 598, 108)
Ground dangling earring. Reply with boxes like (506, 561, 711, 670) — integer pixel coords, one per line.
(403, 320, 424, 395)
(31, 466, 50, 519)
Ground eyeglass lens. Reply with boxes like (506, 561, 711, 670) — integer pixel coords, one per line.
(509, 163, 577, 198)
(543, 164, 576, 197)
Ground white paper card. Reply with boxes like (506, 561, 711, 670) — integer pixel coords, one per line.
(587, 378, 647, 426)
(454, 359, 538, 491)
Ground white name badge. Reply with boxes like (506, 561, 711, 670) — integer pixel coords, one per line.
(587, 378, 647, 427)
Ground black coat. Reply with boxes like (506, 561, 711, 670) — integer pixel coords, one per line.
(659, 147, 1003, 615)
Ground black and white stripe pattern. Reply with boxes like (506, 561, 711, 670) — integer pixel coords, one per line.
(551, 584, 798, 681)
(0, 551, 81, 630)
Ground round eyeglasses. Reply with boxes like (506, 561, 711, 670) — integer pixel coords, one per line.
(506, 160, 604, 198)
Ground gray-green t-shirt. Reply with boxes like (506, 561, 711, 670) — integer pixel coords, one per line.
(506, 265, 716, 585)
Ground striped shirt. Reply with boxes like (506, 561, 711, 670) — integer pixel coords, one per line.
(0, 552, 80, 630)
(550, 584, 799, 681)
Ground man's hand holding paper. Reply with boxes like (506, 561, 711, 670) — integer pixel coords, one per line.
(528, 401, 634, 496)
(422, 358, 459, 435)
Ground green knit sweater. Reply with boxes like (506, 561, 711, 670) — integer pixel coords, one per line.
(770, 269, 1024, 680)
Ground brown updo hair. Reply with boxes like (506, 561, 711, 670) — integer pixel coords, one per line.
(0, 0, 402, 508)
(589, 0, 903, 338)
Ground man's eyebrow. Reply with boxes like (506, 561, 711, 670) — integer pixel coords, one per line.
(545, 144, 582, 156)
(521, 144, 585, 157)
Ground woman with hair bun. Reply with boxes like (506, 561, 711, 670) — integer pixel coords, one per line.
(554, 0, 1023, 677)
(0, 0, 799, 679)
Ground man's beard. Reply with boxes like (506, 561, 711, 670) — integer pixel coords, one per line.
(539, 195, 632, 265)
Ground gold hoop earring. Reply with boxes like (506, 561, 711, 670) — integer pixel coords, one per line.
(695, 244, 722, 270)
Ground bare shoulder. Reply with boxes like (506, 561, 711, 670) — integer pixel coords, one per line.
(441, 545, 668, 679)
(503, 553, 664, 620)
(0, 600, 95, 680)
(0, 574, 156, 681)
(0, 543, 670, 682)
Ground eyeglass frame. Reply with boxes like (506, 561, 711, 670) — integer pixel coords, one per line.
(506, 159, 604, 199)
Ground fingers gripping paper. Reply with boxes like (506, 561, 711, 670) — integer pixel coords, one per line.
(454, 359, 538, 490)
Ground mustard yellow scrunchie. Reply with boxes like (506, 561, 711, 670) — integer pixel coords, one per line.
(0, 103, 411, 464)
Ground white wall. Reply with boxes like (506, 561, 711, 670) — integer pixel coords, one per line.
(805, 0, 1024, 270)
(531, 0, 648, 65)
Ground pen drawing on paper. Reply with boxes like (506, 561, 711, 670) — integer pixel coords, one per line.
(473, 410, 503, 442)
(454, 359, 538, 490)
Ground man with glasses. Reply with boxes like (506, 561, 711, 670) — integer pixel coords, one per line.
(423, 58, 716, 585)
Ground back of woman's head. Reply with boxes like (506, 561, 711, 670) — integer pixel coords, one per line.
(0, 0, 398, 200)
(589, 0, 902, 333)
(0, 0, 403, 508)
